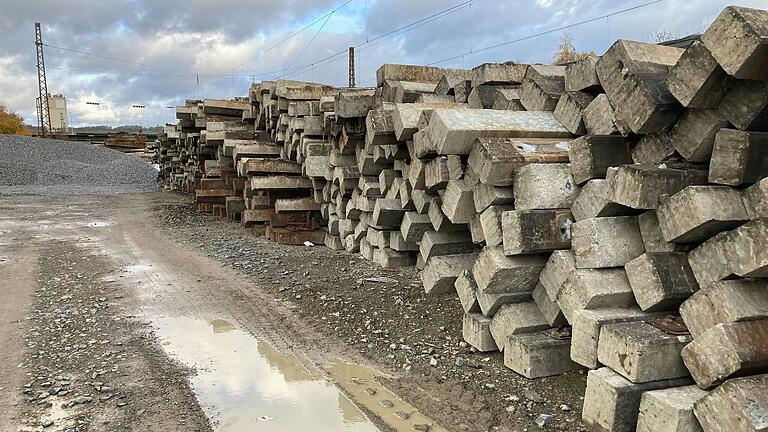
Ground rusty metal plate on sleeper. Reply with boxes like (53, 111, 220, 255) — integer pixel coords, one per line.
(649, 315, 689, 335)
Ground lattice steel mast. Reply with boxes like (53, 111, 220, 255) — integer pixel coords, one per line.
(35, 22, 52, 136)
(348, 46, 355, 88)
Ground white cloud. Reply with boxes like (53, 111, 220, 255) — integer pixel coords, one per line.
(0, 56, 39, 119)
(0, 0, 765, 126)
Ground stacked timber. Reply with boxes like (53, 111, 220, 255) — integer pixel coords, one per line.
(105, 132, 146, 151)
(243, 80, 332, 244)
(156, 124, 183, 190)
(157, 100, 204, 192)
(193, 99, 252, 216)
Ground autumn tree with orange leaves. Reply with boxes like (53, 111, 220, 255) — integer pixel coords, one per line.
(0, 103, 31, 136)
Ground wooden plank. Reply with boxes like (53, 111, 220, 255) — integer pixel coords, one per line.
(195, 189, 228, 203)
(242, 158, 302, 175)
(267, 227, 327, 245)
(275, 197, 322, 213)
(249, 176, 313, 191)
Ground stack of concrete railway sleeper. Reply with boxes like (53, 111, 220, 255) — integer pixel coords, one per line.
(162, 5, 768, 431)
(460, 6, 768, 432)
(239, 80, 336, 244)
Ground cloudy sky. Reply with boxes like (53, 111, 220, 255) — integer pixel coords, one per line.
(0, 0, 764, 127)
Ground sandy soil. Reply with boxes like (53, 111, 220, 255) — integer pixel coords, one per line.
(0, 191, 588, 432)
(0, 245, 36, 429)
(0, 196, 210, 432)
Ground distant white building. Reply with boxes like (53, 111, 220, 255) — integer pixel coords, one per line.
(48, 94, 68, 132)
(36, 93, 68, 133)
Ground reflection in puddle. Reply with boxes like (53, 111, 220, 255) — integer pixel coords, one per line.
(210, 319, 236, 333)
(152, 316, 380, 432)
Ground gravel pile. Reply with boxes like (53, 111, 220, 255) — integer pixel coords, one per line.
(0, 134, 159, 195)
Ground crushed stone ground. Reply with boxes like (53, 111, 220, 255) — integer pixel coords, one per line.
(154, 195, 589, 431)
(0, 134, 158, 195)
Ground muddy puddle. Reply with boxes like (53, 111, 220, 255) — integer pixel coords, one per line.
(151, 316, 380, 432)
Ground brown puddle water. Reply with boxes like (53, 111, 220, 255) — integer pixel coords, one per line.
(152, 316, 380, 432)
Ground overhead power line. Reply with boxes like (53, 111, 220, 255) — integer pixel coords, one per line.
(274, 0, 480, 80)
(427, 0, 665, 66)
(46, 66, 266, 79)
(43, 43, 194, 75)
(281, 11, 335, 77)
(358, 0, 477, 53)
(44, 0, 668, 105)
(40, 0, 356, 80)
(221, 0, 356, 74)
(47, 66, 202, 78)
(353, 0, 665, 86)
(39, 0, 480, 91)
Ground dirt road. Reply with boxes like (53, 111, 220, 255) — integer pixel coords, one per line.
(0, 192, 587, 432)
(0, 244, 36, 429)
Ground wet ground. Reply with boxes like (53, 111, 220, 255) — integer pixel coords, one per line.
(0, 192, 588, 432)
(151, 316, 380, 432)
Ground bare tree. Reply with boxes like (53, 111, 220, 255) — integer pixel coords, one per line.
(552, 34, 597, 65)
(648, 30, 680, 43)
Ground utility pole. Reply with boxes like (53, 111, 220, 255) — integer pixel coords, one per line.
(348, 46, 355, 88)
(35, 22, 52, 137)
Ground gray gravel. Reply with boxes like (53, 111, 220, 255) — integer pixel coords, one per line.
(0, 134, 159, 195)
